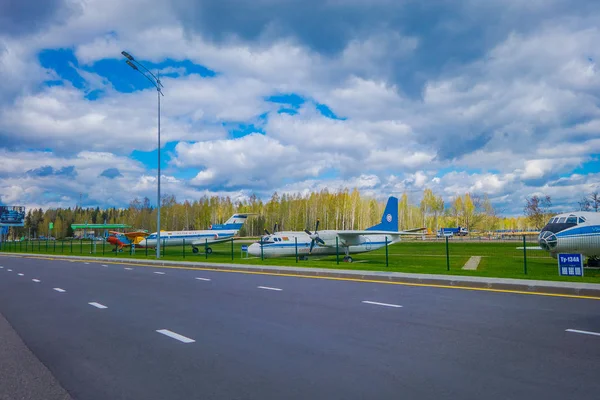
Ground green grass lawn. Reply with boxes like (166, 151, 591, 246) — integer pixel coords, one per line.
(2, 239, 599, 283)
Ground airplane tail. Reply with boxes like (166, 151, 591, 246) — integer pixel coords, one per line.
(366, 196, 398, 232)
(210, 213, 254, 231)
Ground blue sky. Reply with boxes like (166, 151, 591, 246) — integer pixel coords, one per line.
(0, 0, 599, 214)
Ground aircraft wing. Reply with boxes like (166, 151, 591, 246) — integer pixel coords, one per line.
(337, 228, 426, 237)
(123, 231, 149, 239)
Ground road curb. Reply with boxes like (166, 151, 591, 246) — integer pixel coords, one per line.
(5, 253, 600, 299)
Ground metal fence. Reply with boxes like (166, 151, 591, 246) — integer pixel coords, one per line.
(0, 235, 598, 281)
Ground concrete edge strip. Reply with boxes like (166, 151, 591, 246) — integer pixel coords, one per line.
(4, 253, 600, 300)
(0, 311, 73, 400)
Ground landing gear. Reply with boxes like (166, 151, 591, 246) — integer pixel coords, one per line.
(192, 246, 212, 255)
(342, 247, 353, 263)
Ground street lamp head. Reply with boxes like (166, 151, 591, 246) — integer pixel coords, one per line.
(121, 51, 135, 61)
(126, 60, 139, 71)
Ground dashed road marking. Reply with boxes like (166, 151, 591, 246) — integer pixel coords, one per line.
(566, 329, 600, 337)
(53, 288, 66, 293)
(18, 273, 24, 276)
(156, 329, 195, 343)
(102, 264, 108, 267)
(362, 301, 403, 308)
(88, 302, 107, 309)
(195, 277, 211, 281)
(154, 271, 165, 275)
(125, 267, 133, 270)
(7, 269, 12, 272)
(32, 279, 41, 283)
(258, 286, 282, 291)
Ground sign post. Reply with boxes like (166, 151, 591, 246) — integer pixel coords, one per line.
(241, 244, 248, 259)
(558, 253, 584, 277)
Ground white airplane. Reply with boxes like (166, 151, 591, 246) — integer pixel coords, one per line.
(139, 213, 254, 254)
(247, 196, 425, 262)
(538, 211, 600, 267)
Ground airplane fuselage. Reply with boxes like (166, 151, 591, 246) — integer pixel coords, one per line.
(538, 212, 600, 262)
(248, 231, 400, 258)
(140, 230, 237, 248)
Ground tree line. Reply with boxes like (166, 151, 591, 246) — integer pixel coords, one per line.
(5, 189, 563, 240)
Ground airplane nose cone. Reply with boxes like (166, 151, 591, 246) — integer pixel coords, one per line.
(248, 243, 261, 256)
(538, 231, 558, 251)
(139, 239, 147, 247)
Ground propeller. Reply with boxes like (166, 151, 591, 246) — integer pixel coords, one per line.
(264, 222, 278, 236)
(305, 219, 325, 253)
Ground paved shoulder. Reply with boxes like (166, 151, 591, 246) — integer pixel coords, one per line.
(0, 311, 72, 400)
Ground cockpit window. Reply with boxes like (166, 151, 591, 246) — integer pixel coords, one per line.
(579, 216, 586, 223)
(557, 217, 566, 223)
(566, 216, 577, 224)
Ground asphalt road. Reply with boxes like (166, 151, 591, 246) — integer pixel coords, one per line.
(0, 255, 599, 400)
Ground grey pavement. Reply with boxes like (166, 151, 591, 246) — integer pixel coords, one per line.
(0, 256, 599, 399)
(0, 310, 72, 400)
(4, 252, 600, 297)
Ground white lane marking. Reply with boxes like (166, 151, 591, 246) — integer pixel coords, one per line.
(154, 271, 165, 275)
(566, 329, 600, 337)
(258, 286, 282, 291)
(124, 267, 133, 270)
(53, 288, 66, 293)
(156, 329, 195, 343)
(84, 262, 90, 265)
(32, 279, 41, 283)
(195, 277, 211, 281)
(0, 266, 3, 268)
(102, 264, 108, 267)
(18, 273, 24, 276)
(88, 302, 107, 309)
(362, 301, 403, 308)
(7, 269, 12, 272)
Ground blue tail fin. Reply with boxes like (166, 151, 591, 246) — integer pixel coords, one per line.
(366, 196, 398, 232)
(210, 213, 253, 231)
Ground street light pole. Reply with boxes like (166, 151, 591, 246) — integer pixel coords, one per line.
(121, 51, 164, 259)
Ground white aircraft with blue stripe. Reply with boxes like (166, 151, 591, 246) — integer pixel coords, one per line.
(247, 196, 425, 262)
(139, 214, 254, 254)
(538, 211, 600, 267)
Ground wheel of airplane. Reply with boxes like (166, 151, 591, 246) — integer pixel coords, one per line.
(206, 247, 213, 254)
(192, 247, 199, 254)
(347, 256, 353, 263)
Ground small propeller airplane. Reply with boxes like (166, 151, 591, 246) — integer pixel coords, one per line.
(538, 211, 600, 267)
(248, 196, 425, 262)
(106, 230, 150, 252)
(138, 213, 255, 254)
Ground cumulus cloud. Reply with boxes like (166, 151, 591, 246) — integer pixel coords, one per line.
(1, 0, 600, 215)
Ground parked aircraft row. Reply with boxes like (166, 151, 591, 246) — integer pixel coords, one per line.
(105, 197, 600, 266)
(106, 196, 425, 262)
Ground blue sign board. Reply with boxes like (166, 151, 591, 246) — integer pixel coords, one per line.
(558, 253, 584, 277)
(0, 206, 25, 227)
(241, 245, 248, 252)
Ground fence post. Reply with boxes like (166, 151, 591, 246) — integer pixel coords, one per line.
(38, 239, 41, 252)
(70, 239, 73, 253)
(205, 238, 208, 259)
(296, 237, 299, 263)
(445, 236, 450, 271)
(183, 238, 186, 259)
(231, 238, 234, 261)
(80, 238, 82, 254)
(53, 239, 56, 253)
(336, 237, 339, 265)
(102, 240, 104, 256)
(523, 235, 527, 275)
(385, 236, 389, 267)
(26, 239, 28, 252)
(145, 242, 148, 257)
(163, 238, 166, 257)
(46, 238, 48, 252)
(19, 240, 22, 252)
(260, 237, 264, 261)
(61, 240, 64, 254)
